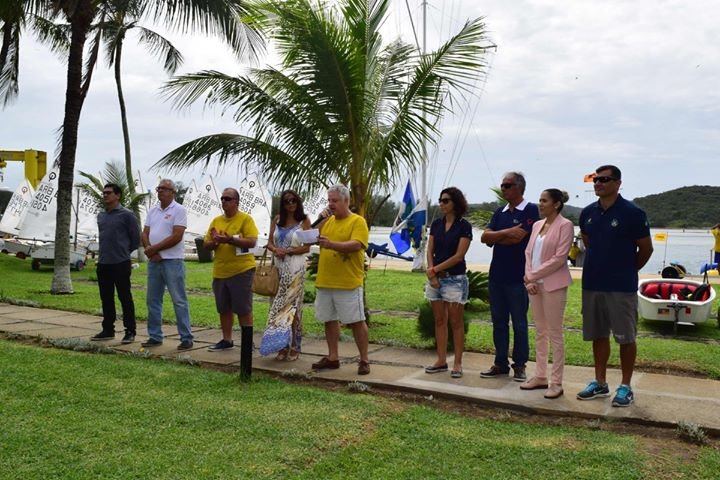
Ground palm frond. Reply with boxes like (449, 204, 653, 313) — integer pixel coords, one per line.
(154, 132, 332, 193)
(0, 21, 20, 106)
(151, 0, 264, 61)
(29, 14, 70, 58)
(78, 162, 149, 210)
(134, 25, 183, 74)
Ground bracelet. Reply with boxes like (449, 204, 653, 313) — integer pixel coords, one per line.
(430, 267, 436, 274)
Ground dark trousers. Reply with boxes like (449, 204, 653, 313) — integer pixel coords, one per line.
(97, 260, 136, 335)
(489, 281, 530, 369)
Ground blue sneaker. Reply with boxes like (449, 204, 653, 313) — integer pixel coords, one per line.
(612, 384, 634, 407)
(576, 380, 610, 400)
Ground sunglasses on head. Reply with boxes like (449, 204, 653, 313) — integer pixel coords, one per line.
(500, 183, 516, 189)
(592, 176, 617, 184)
(220, 196, 237, 202)
(438, 197, 452, 204)
(283, 197, 298, 205)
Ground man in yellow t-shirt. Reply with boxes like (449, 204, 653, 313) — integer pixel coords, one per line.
(712, 224, 720, 273)
(204, 187, 258, 380)
(312, 184, 371, 375)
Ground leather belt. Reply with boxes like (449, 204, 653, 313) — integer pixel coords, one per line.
(436, 271, 449, 278)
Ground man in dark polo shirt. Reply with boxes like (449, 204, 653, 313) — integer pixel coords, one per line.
(576, 165, 653, 407)
(480, 172, 539, 381)
(91, 183, 141, 343)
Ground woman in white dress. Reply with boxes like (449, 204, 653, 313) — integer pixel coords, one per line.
(260, 190, 311, 360)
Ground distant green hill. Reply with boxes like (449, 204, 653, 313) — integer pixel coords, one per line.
(633, 186, 720, 228)
(467, 186, 720, 229)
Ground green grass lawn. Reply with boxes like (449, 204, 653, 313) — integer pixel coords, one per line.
(1, 340, 718, 479)
(1, 254, 719, 378)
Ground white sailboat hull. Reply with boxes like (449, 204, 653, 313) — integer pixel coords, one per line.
(638, 278, 716, 324)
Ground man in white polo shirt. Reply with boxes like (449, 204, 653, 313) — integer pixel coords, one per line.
(141, 179, 194, 350)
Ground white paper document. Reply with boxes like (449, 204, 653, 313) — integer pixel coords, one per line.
(295, 228, 320, 244)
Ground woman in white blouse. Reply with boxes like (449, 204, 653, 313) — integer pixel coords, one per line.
(521, 189, 573, 399)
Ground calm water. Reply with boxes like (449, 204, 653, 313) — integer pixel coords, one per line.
(369, 227, 716, 275)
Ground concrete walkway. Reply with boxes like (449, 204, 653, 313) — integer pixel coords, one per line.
(2, 302, 719, 435)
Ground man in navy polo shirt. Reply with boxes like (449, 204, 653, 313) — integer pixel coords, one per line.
(576, 165, 653, 407)
(480, 172, 539, 381)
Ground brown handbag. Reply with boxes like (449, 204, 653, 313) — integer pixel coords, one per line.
(252, 248, 279, 296)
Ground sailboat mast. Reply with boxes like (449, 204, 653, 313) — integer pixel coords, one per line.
(420, 0, 428, 209)
(414, 0, 429, 272)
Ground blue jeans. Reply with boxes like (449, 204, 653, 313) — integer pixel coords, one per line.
(146, 259, 193, 342)
(489, 281, 529, 369)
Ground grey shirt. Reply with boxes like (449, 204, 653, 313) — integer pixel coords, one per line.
(97, 205, 140, 264)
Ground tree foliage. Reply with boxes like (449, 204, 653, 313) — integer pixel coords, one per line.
(633, 186, 720, 229)
(156, 0, 493, 220)
(77, 161, 149, 211)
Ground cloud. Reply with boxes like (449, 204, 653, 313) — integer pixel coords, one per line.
(2, 0, 719, 204)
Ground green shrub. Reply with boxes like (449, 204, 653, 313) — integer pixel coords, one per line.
(303, 287, 316, 303)
(467, 270, 489, 302)
(306, 253, 319, 278)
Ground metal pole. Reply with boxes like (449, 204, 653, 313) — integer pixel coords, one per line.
(414, 0, 429, 272)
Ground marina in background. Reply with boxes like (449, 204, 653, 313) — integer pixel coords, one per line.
(369, 227, 716, 276)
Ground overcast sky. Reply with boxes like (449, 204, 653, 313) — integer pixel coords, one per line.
(1, 0, 718, 206)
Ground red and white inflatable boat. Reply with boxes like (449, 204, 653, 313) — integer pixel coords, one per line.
(638, 278, 716, 327)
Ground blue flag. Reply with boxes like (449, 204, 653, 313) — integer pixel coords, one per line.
(390, 181, 425, 254)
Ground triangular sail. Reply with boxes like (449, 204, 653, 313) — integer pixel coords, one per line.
(237, 173, 272, 250)
(185, 177, 222, 237)
(74, 187, 101, 238)
(304, 188, 329, 223)
(0, 179, 35, 235)
(19, 169, 77, 241)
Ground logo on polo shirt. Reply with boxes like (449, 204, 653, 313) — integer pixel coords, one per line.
(611, 219, 619, 227)
(513, 219, 520, 225)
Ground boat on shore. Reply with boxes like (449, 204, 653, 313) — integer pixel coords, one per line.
(638, 278, 717, 332)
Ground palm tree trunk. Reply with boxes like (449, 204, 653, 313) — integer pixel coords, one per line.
(113, 37, 145, 262)
(114, 38, 134, 195)
(51, 0, 95, 294)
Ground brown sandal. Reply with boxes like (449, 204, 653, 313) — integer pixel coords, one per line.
(286, 349, 299, 361)
(275, 348, 289, 361)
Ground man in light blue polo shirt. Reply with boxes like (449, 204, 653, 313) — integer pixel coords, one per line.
(141, 179, 194, 350)
(576, 165, 653, 407)
(480, 172, 539, 381)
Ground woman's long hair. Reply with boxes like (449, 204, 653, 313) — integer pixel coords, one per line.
(278, 190, 307, 226)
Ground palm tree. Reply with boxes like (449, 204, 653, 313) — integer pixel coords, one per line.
(77, 160, 149, 211)
(89, 0, 183, 197)
(40, 0, 263, 294)
(0, 0, 68, 106)
(156, 0, 492, 219)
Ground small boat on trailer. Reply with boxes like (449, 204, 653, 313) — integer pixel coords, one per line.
(638, 278, 717, 333)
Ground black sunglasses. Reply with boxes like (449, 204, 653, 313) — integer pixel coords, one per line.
(102, 191, 115, 196)
(593, 176, 617, 184)
(220, 196, 237, 202)
(438, 197, 452, 204)
(283, 197, 298, 205)
(500, 183, 516, 189)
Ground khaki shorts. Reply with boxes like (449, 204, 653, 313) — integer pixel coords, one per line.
(582, 290, 637, 344)
(315, 287, 365, 325)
